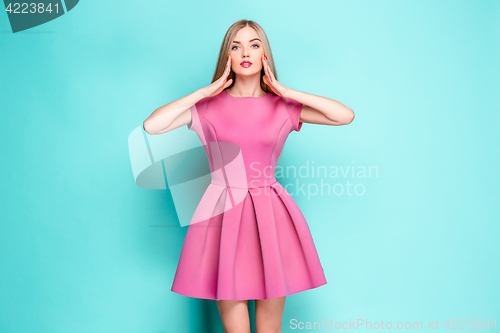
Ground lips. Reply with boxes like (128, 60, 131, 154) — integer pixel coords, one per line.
(240, 61, 252, 68)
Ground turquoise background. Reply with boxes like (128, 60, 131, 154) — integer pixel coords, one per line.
(1, 0, 499, 332)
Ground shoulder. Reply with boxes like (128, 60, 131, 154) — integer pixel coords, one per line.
(273, 95, 303, 132)
(193, 95, 218, 119)
(268, 93, 302, 109)
(277, 95, 303, 117)
(280, 95, 302, 108)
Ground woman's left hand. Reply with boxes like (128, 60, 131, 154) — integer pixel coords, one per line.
(262, 55, 291, 98)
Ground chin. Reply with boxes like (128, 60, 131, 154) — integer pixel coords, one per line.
(235, 69, 261, 76)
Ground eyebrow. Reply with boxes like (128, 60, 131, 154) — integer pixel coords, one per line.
(232, 38, 261, 44)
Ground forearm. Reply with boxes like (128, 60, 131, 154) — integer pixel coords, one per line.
(284, 88, 355, 124)
(143, 88, 206, 135)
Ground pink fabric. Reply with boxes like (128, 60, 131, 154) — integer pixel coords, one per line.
(171, 90, 327, 300)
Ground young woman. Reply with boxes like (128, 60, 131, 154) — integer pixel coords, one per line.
(143, 20, 354, 333)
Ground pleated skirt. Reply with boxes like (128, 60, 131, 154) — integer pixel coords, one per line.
(171, 180, 327, 300)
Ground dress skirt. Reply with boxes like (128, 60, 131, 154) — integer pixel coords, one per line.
(170, 180, 327, 301)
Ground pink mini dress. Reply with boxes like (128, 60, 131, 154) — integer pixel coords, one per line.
(171, 89, 327, 300)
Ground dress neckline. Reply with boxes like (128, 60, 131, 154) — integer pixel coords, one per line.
(223, 90, 269, 99)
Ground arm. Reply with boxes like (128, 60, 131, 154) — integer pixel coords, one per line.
(143, 88, 207, 135)
(284, 89, 355, 126)
(144, 56, 234, 135)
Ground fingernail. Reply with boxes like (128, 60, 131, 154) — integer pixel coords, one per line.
(227, 55, 229, 61)
(264, 55, 267, 61)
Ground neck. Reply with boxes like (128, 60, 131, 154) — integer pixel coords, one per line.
(227, 74, 265, 97)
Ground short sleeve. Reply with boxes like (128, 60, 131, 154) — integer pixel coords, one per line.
(188, 97, 209, 132)
(283, 97, 304, 132)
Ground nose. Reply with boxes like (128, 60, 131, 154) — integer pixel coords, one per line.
(242, 47, 250, 58)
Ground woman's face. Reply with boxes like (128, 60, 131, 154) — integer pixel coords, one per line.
(229, 26, 264, 77)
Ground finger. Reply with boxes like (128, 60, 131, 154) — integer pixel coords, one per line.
(264, 60, 269, 77)
(265, 64, 271, 81)
(217, 67, 228, 83)
(263, 75, 272, 90)
(217, 63, 229, 82)
(268, 65, 275, 82)
(264, 76, 278, 95)
(223, 79, 233, 89)
(265, 75, 273, 89)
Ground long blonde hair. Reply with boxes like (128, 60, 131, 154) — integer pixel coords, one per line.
(211, 20, 277, 94)
(212, 20, 288, 166)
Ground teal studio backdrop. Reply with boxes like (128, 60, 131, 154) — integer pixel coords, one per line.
(1, 0, 499, 332)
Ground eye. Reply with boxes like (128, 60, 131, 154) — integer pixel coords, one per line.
(231, 44, 260, 50)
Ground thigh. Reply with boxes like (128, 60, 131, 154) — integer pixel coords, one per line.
(255, 296, 286, 332)
(216, 300, 251, 333)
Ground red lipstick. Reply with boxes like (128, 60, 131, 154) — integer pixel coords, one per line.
(240, 61, 252, 68)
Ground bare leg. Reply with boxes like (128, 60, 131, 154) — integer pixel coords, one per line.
(255, 296, 286, 333)
(216, 300, 251, 333)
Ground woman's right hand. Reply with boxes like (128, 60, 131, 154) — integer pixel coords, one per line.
(200, 55, 233, 98)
